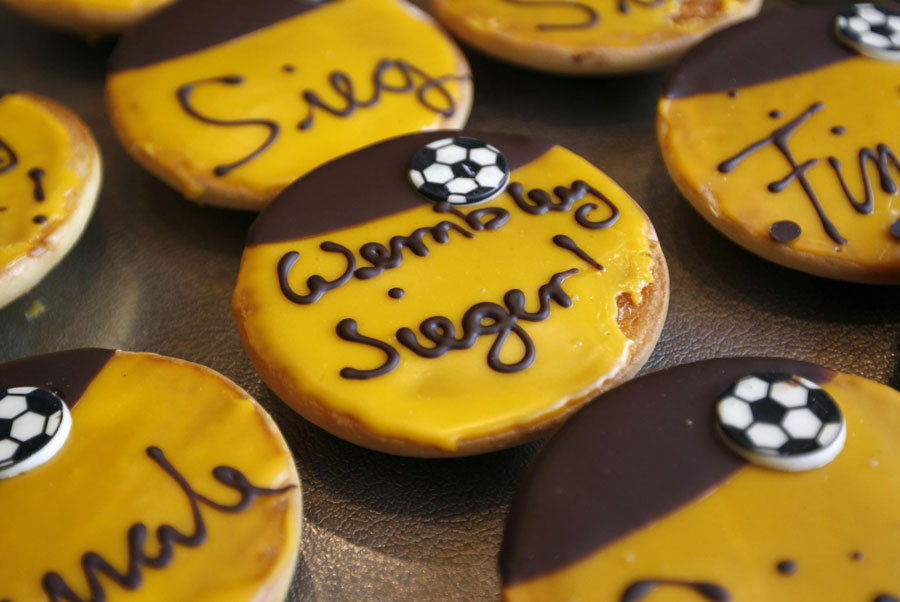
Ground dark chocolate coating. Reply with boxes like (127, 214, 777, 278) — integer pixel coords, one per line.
(0, 348, 115, 409)
(246, 131, 553, 245)
(499, 357, 835, 586)
(109, 0, 336, 72)
(663, 7, 854, 99)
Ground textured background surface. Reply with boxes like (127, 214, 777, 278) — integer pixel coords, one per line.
(1, 0, 898, 600)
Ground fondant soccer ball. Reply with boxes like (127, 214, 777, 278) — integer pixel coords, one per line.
(0, 387, 69, 478)
(836, 3, 900, 60)
(408, 137, 510, 205)
(715, 373, 845, 471)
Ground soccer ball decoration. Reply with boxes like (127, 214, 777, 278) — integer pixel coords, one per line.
(0, 386, 72, 480)
(408, 137, 510, 205)
(715, 373, 846, 472)
(835, 3, 900, 61)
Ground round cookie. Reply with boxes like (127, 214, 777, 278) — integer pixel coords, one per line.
(430, 0, 762, 75)
(106, 0, 472, 210)
(500, 358, 900, 601)
(233, 130, 669, 457)
(0, 349, 302, 601)
(658, 5, 900, 283)
(0, 0, 174, 36)
(0, 91, 102, 310)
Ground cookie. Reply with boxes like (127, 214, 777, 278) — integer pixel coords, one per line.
(658, 5, 900, 283)
(0, 91, 101, 310)
(106, 0, 472, 210)
(500, 358, 900, 601)
(0, 0, 174, 36)
(233, 130, 668, 457)
(430, 0, 762, 75)
(0, 349, 302, 601)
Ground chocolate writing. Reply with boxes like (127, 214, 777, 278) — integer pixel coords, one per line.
(177, 60, 465, 177)
(0, 138, 17, 174)
(718, 102, 900, 245)
(503, 1, 599, 30)
(28, 168, 45, 202)
(340, 269, 579, 379)
(507, 179, 620, 230)
(617, 0, 665, 14)
(553, 234, 603, 270)
(621, 579, 731, 602)
(298, 59, 465, 130)
(28, 446, 294, 602)
(503, 0, 665, 30)
(278, 203, 510, 306)
(273, 178, 625, 379)
(177, 76, 280, 177)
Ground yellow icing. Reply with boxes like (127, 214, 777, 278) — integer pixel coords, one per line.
(106, 0, 468, 204)
(234, 146, 656, 451)
(0, 93, 81, 273)
(503, 373, 900, 601)
(435, 0, 751, 49)
(659, 57, 900, 271)
(20, 0, 169, 11)
(0, 352, 300, 601)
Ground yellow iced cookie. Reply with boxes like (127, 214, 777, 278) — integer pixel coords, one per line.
(0, 91, 101, 310)
(107, 0, 472, 210)
(233, 130, 668, 457)
(659, 5, 900, 283)
(0, 0, 174, 36)
(431, 0, 761, 74)
(501, 358, 900, 602)
(0, 349, 302, 602)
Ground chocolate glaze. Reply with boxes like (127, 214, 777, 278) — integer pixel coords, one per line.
(499, 357, 835, 585)
(621, 580, 730, 602)
(109, 0, 337, 72)
(0, 349, 115, 409)
(246, 131, 554, 245)
(663, 7, 854, 99)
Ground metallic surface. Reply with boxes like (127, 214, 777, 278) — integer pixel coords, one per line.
(0, 0, 897, 599)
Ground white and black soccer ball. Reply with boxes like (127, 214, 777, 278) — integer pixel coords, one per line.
(408, 137, 510, 205)
(0, 386, 72, 480)
(836, 3, 900, 61)
(715, 373, 846, 472)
